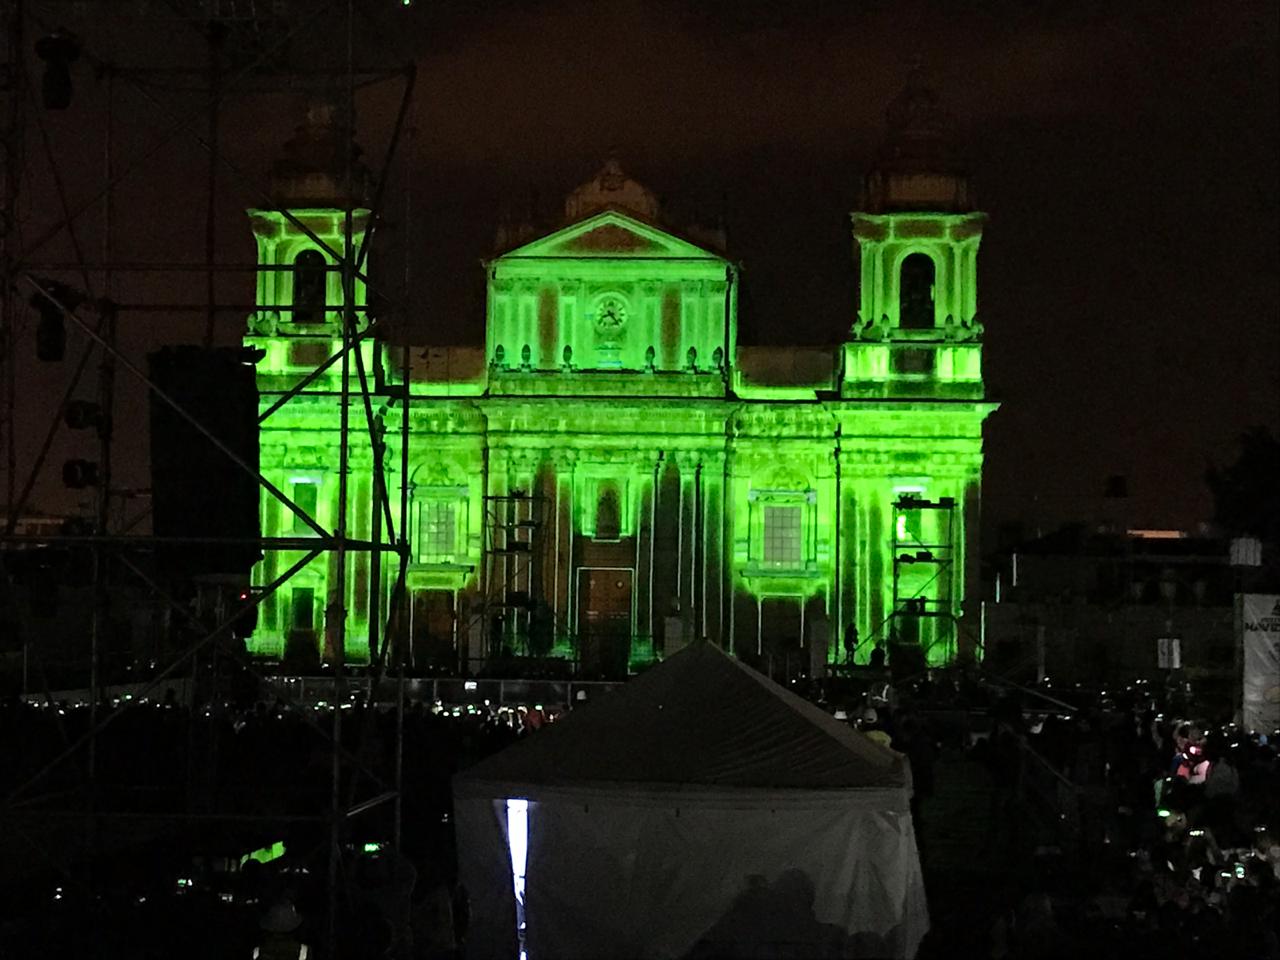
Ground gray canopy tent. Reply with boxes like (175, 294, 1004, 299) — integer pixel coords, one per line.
(453, 642, 929, 959)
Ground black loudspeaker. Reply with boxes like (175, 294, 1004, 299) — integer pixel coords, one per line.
(149, 346, 262, 576)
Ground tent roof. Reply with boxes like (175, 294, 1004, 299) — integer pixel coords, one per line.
(456, 643, 908, 793)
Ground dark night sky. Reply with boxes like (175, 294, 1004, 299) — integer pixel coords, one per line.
(8, 0, 1278, 541)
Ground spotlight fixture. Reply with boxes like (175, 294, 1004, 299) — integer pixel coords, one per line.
(34, 29, 81, 110)
(64, 399, 104, 431)
(29, 277, 85, 362)
(62, 459, 99, 489)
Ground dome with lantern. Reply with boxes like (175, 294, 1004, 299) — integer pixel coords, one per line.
(862, 67, 974, 213)
(270, 96, 372, 209)
(564, 156, 660, 222)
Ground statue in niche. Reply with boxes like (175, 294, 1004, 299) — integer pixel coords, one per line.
(491, 344, 506, 369)
(644, 345, 656, 372)
(686, 346, 698, 371)
(247, 310, 279, 336)
(960, 314, 984, 341)
(595, 483, 622, 540)
(852, 313, 889, 341)
(943, 313, 983, 342)
(520, 344, 532, 370)
(562, 344, 574, 370)
(712, 346, 724, 370)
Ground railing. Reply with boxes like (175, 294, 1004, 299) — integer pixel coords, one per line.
(260, 672, 626, 707)
(840, 340, 984, 399)
(975, 668, 1084, 846)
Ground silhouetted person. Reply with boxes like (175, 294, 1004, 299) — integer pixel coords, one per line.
(984, 719, 1025, 855)
(683, 870, 845, 959)
(898, 713, 935, 834)
(253, 899, 309, 959)
(411, 857, 458, 960)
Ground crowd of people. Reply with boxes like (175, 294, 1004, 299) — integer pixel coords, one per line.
(0, 690, 562, 958)
(1008, 701, 1280, 960)
(7, 668, 1280, 958)
(847, 671, 1280, 960)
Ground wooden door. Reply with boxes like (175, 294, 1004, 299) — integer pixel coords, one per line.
(578, 568, 632, 679)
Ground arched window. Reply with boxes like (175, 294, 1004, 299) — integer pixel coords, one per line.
(292, 249, 327, 323)
(898, 253, 936, 330)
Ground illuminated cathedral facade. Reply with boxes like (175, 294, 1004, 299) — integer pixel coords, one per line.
(242, 81, 996, 676)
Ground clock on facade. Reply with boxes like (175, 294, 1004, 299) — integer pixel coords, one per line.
(593, 295, 628, 332)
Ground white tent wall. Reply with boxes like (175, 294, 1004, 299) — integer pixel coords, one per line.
(452, 644, 928, 959)
(454, 796, 520, 960)
(456, 784, 928, 960)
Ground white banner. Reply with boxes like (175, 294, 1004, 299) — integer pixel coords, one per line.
(1242, 595, 1280, 733)
(1157, 637, 1181, 670)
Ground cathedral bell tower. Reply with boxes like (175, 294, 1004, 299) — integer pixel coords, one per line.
(843, 69, 985, 395)
(245, 97, 372, 347)
(240, 99, 378, 665)
(837, 70, 995, 668)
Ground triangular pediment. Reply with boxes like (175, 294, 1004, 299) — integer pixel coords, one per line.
(499, 210, 726, 262)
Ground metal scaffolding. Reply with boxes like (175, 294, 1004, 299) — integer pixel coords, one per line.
(480, 490, 550, 664)
(890, 492, 958, 660)
(0, 3, 420, 956)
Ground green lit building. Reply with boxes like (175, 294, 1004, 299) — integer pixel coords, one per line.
(244, 82, 996, 676)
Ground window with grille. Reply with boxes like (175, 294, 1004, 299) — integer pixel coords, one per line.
(762, 505, 803, 566)
(419, 501, 457, 563)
